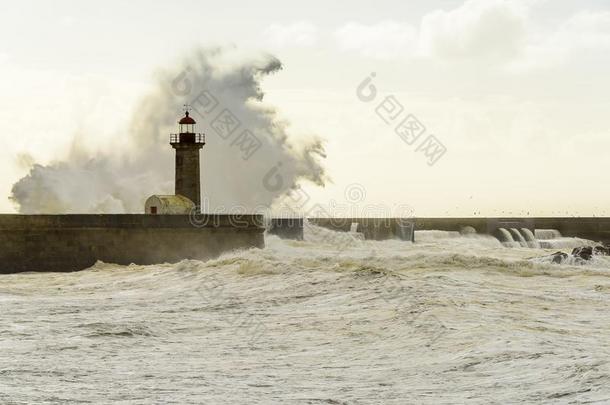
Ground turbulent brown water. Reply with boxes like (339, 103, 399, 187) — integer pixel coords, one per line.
(1, 226, 610, 404)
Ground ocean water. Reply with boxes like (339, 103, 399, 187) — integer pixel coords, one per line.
(1, 226, 610, 404)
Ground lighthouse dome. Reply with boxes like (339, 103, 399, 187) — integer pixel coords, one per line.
(179, 111, 196, 125)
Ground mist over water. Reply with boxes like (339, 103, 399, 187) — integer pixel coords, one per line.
(2, 226, 610, 404)
(10, 47, 327, 213)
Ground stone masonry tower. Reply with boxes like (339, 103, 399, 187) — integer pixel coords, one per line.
(170, 108, 205, 210)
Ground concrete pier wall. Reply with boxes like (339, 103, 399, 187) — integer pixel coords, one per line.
(308, 218, 415, 241)
(306, 217, 610, 244)
(3, 215, 608, 274)
(0, 215, 264, 274)
(532, 217, 610, 243)
(267, 218, 304, 240)
(414, 218, 488, 234)
(415, 217, 610, 244)
(414, 218, 536, 241)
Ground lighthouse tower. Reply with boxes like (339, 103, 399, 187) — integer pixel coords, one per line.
(170, 107, 205, 210)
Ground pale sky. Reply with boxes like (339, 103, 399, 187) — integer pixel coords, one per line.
(1, 0, 609, 216)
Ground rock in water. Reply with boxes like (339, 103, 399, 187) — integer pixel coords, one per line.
(536, 245, 608, 265)
(551, 252, 569, 264)
(571, 246, 609, 261)
(572, 247, 594, 261)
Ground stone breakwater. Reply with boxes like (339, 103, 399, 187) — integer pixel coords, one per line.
(0, 214, 265, 274)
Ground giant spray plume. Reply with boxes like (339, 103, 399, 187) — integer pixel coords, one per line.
(10, 47, 328, 213)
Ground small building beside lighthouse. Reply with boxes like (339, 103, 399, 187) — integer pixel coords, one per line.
(144, 194, 195, 215)
(146, 108, 205, 215)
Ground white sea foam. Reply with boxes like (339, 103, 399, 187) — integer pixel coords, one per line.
(1, 225, 609, 403)
(538, 237, 596, 250)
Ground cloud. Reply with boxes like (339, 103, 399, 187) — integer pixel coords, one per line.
(561, 10, 610, 49)
(513, 10, 610, 71)
(333, 0, 526, 61)
(263, 21, 319, 48)
(334, 21, 417, 59)
(417, 0, 527, 61)
(333, 0, 610, 74)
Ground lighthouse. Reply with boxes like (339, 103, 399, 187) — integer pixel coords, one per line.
(170, 107, 205, 211)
